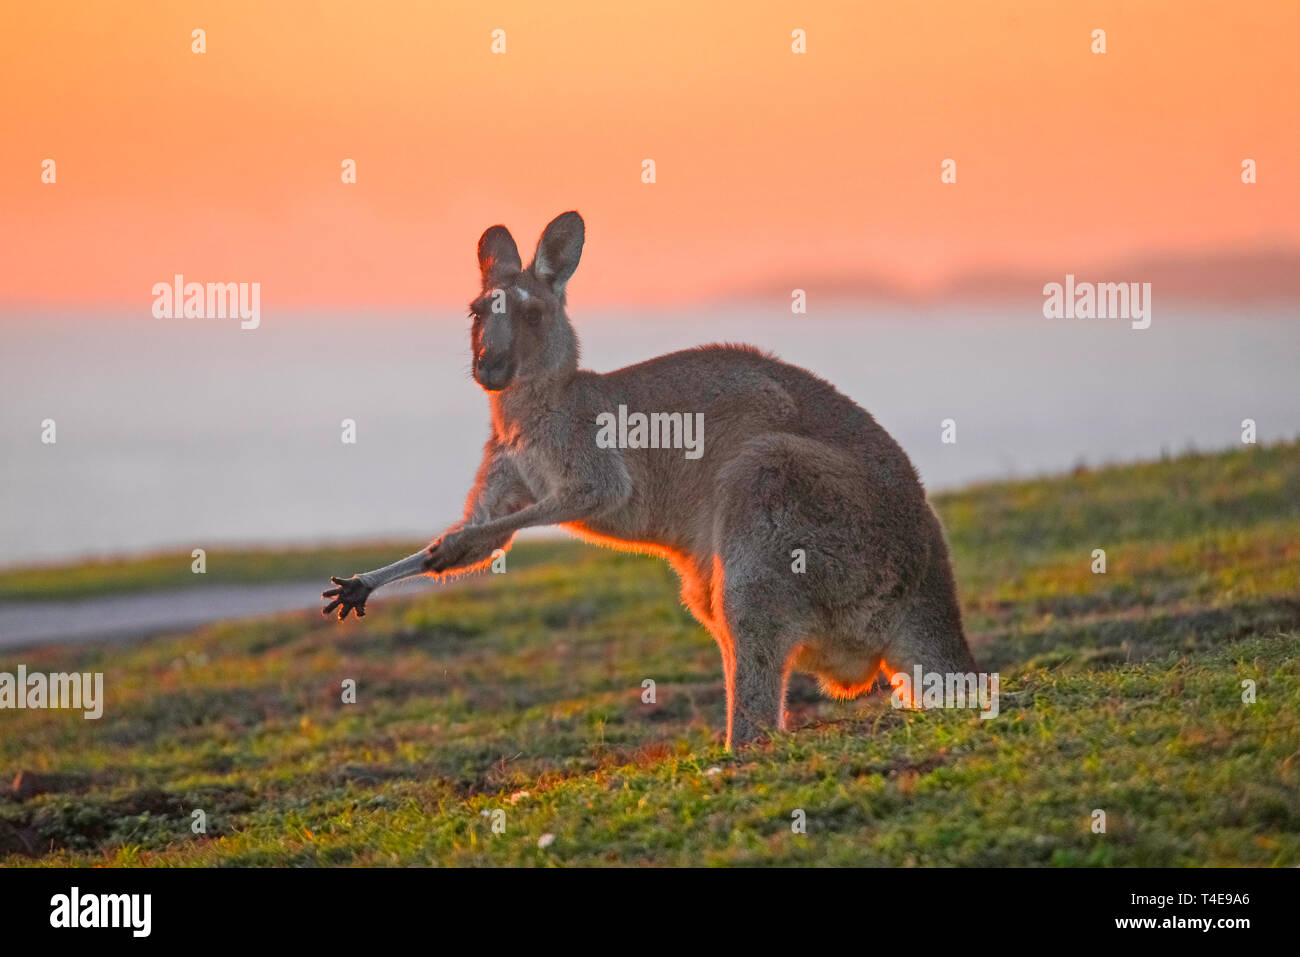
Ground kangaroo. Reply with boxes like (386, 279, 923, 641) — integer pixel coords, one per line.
(323, 211, 977, 749)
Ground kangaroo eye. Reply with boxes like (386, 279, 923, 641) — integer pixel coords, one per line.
(523, 302, 545, 323)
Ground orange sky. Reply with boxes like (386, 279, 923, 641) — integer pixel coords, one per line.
(2, 0, 1297, 309)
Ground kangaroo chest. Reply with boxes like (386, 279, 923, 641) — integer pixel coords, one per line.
(498, 432, 568, 504)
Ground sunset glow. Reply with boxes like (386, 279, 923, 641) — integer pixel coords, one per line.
(2, 0, 1297, 309)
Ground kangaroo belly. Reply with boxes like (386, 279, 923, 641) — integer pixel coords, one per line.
(792, 639, 888, 700)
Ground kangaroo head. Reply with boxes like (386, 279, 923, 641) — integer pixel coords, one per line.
(469, 211, 584, 392)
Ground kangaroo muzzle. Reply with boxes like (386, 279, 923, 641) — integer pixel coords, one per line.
(474, 350, 514, 391)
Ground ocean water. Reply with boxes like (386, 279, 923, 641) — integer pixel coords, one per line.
(2, 303, 1297, 566)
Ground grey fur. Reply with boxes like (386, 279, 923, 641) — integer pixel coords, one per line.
(323, 211, 977, 749)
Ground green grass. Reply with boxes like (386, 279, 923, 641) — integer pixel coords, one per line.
(2, 441, 1298, 866)
(0, 539, 578, 602)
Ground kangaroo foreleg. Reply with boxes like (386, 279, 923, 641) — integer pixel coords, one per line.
(323, 444, 531, 619)
(423, 483, 622, 574)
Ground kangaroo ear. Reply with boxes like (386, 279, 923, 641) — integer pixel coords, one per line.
(531, 211, 585, 294)
(477, 225, 522, 284)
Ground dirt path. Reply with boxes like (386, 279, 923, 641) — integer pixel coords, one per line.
(0, 578, 437, 650)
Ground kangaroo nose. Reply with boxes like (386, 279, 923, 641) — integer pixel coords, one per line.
(475, 352, 513, 390)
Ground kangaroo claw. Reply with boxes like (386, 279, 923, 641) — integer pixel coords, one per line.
(321, 575, 371, 620)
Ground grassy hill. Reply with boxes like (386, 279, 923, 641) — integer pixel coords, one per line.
(2, 441, 1298, 866)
